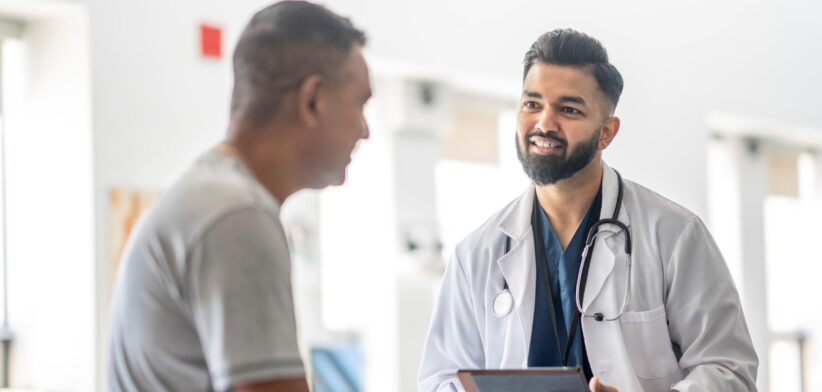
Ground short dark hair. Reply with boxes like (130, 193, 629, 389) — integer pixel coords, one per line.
(231, 1, 366, 127)
(523, 29, 623, 109)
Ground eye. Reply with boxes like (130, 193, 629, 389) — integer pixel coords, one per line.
(561, 107, 582, 115)
(522, 101, 541, 110)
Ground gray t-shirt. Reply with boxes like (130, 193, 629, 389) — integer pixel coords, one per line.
(107, 150, 304, 392)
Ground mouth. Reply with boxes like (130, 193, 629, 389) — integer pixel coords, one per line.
(527, 134, 565, 155)
(345, 143, 360, 164)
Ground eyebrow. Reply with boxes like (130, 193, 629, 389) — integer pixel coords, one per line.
(521, 91, 588, 106)
(558, 96, 587, 106)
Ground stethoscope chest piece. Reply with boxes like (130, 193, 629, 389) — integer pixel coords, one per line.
(493, 289, 514, 317)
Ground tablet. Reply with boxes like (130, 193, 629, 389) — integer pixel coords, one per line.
(457, 367, 588, 392)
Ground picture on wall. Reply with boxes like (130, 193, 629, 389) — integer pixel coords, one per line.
(108, 188, 160, 280)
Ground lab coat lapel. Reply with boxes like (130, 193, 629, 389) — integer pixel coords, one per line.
(496, 185, 537, 360)
(581, 162, 631, 310)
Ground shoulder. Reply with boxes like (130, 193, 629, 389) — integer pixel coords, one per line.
(141, 153, 280, 245)
(624, 179, 700, 229)
(622, 179, 712, 263)
(171, 153, 264, 211)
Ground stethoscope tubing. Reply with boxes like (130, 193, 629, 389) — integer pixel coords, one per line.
(574, 224, 632, 321)
(495, 171, 632, 322)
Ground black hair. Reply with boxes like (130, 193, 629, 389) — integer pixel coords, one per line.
(230, 1, 367, 127)
(523, 29, 623, 109)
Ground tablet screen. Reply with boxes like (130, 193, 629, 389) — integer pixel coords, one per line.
(459, 368, 588, 392)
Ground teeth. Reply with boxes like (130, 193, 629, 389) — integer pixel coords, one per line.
(534, 140, 556, 148)
(530, 136, 562, 148)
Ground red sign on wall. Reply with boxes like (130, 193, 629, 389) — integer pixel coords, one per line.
(200, 23, 222, 59)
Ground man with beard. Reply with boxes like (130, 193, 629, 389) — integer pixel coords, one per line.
(419, 29, 757, 392)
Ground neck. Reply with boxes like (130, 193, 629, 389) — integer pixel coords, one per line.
(218, 130, 301, 203)
(534, 158, 603, 233)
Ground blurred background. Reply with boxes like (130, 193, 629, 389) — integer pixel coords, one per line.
(0, 0, 819, 390)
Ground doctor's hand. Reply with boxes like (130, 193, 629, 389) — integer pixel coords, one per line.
(589, 376, 618, 392)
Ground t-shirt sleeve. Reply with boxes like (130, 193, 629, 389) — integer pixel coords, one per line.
(187, 207, 304, 391)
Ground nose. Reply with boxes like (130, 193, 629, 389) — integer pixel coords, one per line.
(535, 106, 558, 133)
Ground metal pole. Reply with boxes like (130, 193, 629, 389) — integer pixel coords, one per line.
(798, 332, 807, 392)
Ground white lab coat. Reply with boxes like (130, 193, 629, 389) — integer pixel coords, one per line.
(419, 163, 758, 392)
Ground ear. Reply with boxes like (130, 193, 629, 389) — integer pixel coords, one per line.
(296, 74, 324, 129)
(598, 116, 620, 150)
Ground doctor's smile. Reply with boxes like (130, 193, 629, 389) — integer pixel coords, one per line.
(527, 133, 566, 154)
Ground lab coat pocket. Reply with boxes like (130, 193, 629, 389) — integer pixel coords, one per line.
(618, 305, 680, 380)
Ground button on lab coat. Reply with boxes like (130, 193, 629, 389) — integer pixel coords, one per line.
(419, 163, 758, 391)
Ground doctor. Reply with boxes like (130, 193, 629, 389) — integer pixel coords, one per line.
(419, 29, 758, 392)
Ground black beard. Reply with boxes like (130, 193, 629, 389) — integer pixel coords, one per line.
(515, 129, 600, 185)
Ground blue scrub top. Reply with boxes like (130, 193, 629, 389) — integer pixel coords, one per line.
(528, 186, 602, 378)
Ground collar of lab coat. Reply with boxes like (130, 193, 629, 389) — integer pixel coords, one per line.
(495, 161, 632, 334)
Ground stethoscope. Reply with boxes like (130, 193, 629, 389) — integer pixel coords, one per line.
(492, 171, 632, 366)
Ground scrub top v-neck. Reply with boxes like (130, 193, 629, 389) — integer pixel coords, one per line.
(527, 186, 602, 380)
